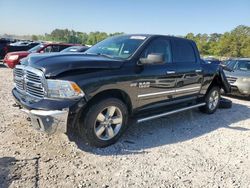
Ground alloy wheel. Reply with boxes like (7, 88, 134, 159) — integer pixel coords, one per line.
(208, 90, 219, 110)
(94, 106, 123, 141)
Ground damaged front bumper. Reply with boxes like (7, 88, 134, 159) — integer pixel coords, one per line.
(12, 88, 86, 134)
(20, 108, 69, 134)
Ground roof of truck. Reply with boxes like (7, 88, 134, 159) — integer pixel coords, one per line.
(115, 34, 194, 44)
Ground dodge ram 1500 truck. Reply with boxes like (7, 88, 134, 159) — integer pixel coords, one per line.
(12, 34, 231, 147)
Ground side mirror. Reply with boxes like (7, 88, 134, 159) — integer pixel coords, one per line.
(139, 53, 164, 65)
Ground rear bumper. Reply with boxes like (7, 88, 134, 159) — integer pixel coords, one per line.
(21, 108, 69, 134)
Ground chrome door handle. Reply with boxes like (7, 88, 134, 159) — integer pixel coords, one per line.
(166, 71, 176, 74)
(195, 70, 202, 73)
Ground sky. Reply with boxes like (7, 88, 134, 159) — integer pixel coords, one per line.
(0, 0, 250, 36)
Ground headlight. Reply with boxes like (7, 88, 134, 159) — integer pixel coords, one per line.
(47, 80, 84, 99)
(8, 55, 19, 60)
(242, 78, 250, 82)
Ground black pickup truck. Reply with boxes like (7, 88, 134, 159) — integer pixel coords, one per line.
(12, 34, 230, 147)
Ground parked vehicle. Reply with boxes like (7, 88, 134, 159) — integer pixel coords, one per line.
(223, 58, 250, 97)
(0, 38, 11, 60)
(4, 43, 77, 68)
(1, 41, 40, 61)
(12, 34, 230, 147)
(6, 41, 40, 53)
(61, 46, 89, 53)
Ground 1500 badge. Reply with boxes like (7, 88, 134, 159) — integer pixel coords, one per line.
(130, 82, 150, 88)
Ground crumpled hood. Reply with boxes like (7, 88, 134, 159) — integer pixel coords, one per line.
(22, 53, 125, 77)
(224, 70, 250, 78)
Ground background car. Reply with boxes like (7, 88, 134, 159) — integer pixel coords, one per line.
(6, 41, 40, 53)
(61, 45, 89, 53)
(0, 38, 11, 60)
(1, 40, 40, 60)
(223, 58, 250, 97)
(3, 43, 78, 68)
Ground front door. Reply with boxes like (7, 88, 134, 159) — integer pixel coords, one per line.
(136, 37, 177, 109)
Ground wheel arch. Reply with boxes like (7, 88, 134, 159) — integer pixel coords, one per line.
(207, 68, 231, 95)
(207, 74, 222, 92)
(86, 89, 133, 115)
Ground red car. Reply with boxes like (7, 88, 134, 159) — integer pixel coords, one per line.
(4, 43, 78, 68)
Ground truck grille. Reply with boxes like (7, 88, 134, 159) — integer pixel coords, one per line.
(226, 76, 237, 84)
(14, 65, 45, 99)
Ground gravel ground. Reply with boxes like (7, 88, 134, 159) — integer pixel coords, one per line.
(0, 64, 250, 188)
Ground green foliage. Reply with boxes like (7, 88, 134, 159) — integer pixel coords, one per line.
(33, 29, 123, 45)
(185, 25, 250, 58)
(31, 35, 38, 41)
(31, 25, 249, 57)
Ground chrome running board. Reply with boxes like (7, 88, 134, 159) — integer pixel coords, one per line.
(137, 103, 206, 123)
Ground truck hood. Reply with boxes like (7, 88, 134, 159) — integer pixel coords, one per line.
(22, 53, 125, 77)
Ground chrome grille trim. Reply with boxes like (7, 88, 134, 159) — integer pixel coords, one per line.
(14, 65, 46, 99)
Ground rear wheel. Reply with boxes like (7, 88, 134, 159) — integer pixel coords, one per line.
(78, 98, 128, 147)
(199, 86, 221, 114)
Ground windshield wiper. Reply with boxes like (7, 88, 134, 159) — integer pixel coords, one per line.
(84, 52, 113, 59)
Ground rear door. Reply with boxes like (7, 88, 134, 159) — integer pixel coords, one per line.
(171, 39, 203, 98)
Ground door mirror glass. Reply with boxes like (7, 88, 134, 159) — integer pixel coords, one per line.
(140, 53, 164, 65)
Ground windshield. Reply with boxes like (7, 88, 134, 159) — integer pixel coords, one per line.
(61, 46, 81, 52)
(225, 60, 250, 71)
(235, 61, 250, 71)
(28, 44, 44, 53)
(224, 60, 237, 69)
(84, 35, 147, 59)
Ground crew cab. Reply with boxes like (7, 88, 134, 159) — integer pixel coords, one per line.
(4, 43, 77, 68)
(12, 35, 230, 147)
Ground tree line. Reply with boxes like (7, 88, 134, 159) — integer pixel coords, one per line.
(31, 25, 250, 58)
(185, 25, 250, 58)
(32, 30, 124, 46)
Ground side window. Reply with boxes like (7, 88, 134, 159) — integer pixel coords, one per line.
(51, 45, 60, 52)
(172, 40, 196, 63)
(43, 46, 52, 53)
(59, 45, 69, 51)
(141, 38, 172, 63)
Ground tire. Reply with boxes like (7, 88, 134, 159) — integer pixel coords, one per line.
(199, 86, 221, 114)
(78, 98, 128, 147)
(219, 97, 232, 109)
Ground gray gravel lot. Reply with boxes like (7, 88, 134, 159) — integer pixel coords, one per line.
(0, 64, 250, 188)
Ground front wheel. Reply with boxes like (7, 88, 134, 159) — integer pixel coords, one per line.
(78, 98, 128, 147)
(199, 86, 221, 114)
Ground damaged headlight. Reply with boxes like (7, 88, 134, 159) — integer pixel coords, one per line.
(47, 80, 84, 99)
